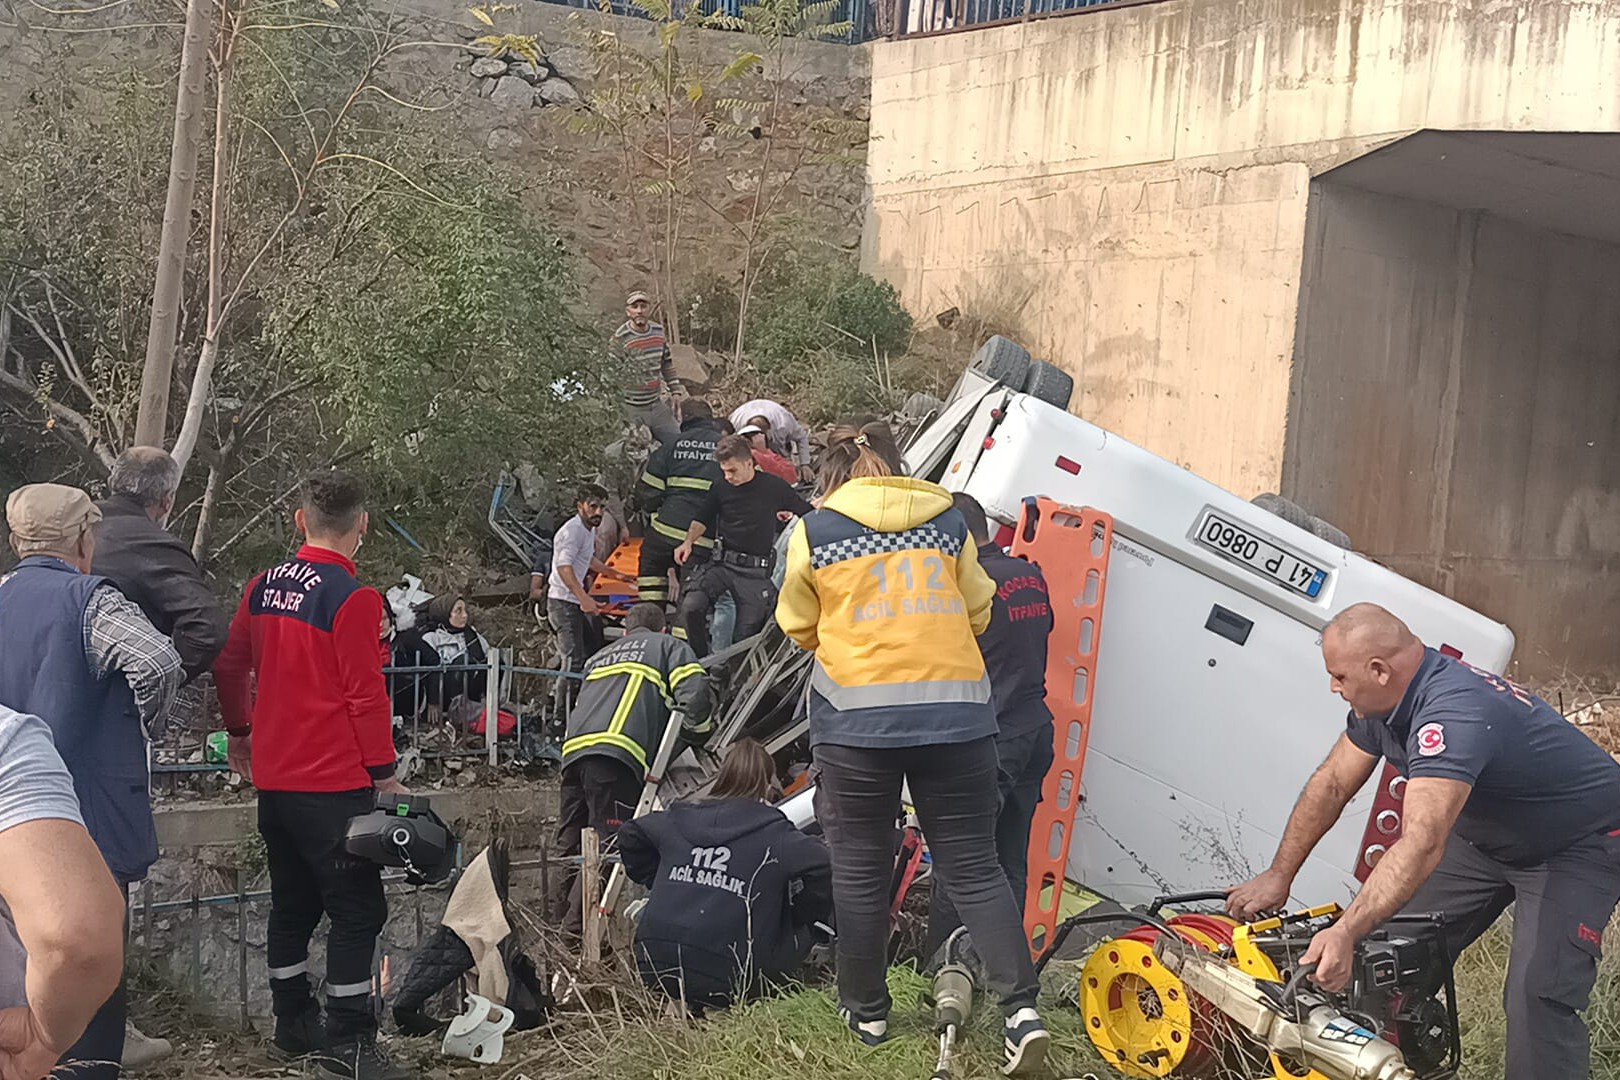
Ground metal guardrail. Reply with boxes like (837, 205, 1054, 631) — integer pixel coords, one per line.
(533, 0, 878, 44)
(154, 653, 584, 780)
(531, 0, 1159, 42)
(894, 0, 1156, 38)
(154, 627, 764, 781)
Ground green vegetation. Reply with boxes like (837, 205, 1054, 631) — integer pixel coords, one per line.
(682, 250, 927, 423)
(505, 964, 1107, 1080)
(0, 19, 610, 583)
(1453, 916, 1620, 1078)
(502, 913, 1620, 1080)
(749, 252, 915, 377)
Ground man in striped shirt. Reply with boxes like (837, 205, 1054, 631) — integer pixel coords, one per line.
(614, 291, 684, 448)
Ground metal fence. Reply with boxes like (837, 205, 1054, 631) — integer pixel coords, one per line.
(128, 846, 614, 1028)
(136, 630, 790, 1023)
(533, 0, 878, 43)
(894, 0, 1149, 37)
(530, 0, 1156, 42)
(153, 653, 583, 786)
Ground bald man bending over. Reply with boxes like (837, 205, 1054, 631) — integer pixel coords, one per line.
(1227, 603, 1620, 1080)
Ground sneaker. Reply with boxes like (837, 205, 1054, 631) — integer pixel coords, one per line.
(122, 1021, 174, 1070)
(270, 1005, 325, 1062)
(1002, 1008, 1050, 1075)
(839, 1007, 889, 1048)
(317, 1034, 415, 1080)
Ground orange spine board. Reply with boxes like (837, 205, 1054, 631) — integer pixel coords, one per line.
(1009, 497, 1114, 958)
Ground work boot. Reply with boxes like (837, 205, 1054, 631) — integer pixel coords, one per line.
(1002, 1007, 1050, 1076)
(318, 1033, 414, 1080)
(270, 1003, 325, 1061)
(122, 1021, 174, 1070)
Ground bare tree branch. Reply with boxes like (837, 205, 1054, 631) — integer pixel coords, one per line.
(0, 356, 115, 469)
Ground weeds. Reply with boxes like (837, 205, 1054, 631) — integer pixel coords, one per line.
(1453, 914, 1620, 1079)
(499, 964, 1107, 1080)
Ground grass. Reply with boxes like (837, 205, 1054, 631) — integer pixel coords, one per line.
(496, 914, 1620, 1080)
(125, 910, 1620, 1080)
(1452, 915, 1620, 1080)
(497, 964, 1108, 1080)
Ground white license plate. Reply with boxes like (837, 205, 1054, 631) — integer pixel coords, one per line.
(1192, 509, 1328, 598)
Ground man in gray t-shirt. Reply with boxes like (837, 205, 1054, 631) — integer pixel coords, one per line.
(0, 705, 126, 1079)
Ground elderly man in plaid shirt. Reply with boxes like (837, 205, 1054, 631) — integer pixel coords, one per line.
(0, 482, 182, 1079)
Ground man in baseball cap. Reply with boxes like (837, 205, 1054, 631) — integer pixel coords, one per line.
(6, 483, 103, 560)
(0, 481, 182, 1078)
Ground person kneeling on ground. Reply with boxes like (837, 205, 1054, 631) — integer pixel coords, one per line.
(618, 740, 832, 1013)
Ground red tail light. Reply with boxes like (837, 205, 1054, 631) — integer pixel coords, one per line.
(1055, 456, 1082, 475)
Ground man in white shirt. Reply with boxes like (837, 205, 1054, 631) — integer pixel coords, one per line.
(728, 399, 813, 484)
(534, 484, 632, 716)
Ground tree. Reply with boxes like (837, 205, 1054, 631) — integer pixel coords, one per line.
(571, 0, 864, 361)
(571, 0, 729, 344)
(135, 0, 216, 449)
(0, 75, 169, 479)
(0, 13, 607, 573)
(706, 0, 861, 362)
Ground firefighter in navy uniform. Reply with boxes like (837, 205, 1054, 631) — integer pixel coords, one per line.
(1228, 603, 1620, 1080)
(636, 399, 725, 640)
(548, 603, 714, 927)
(925, 492, 1056, 957)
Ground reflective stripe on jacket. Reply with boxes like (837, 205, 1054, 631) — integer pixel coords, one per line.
(775, 475, 997, 748)
(638, 419, 724, 548)
(562, 629, 713, 778)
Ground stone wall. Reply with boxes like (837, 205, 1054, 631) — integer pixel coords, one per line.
(0, 0, 872, 317)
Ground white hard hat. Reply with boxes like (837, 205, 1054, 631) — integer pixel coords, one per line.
(441, 993, 516, 1065)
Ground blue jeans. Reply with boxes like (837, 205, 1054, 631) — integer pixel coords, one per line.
(711, 591, 736, 651)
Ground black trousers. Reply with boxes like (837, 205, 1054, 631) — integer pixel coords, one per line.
(260, 789, 387, 1041)
(926, 724, 1054, 957)
(549, 756, 642, 928)
(677, 559, 776, 657)
(635, 924, 817, 1013)
(58, 974, 125, 1079)
(638, 533, 709, 639)
(636, 532, 680, 605)
(812, 737, 1040, 1021)
(1399, 829, 1620, 1080)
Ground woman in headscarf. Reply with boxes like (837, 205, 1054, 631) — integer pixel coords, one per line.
(417, 595, 489, 707)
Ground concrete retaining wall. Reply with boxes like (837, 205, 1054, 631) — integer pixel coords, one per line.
(1286, 183, 1620, 675)
(863, 0, 1620, 494)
